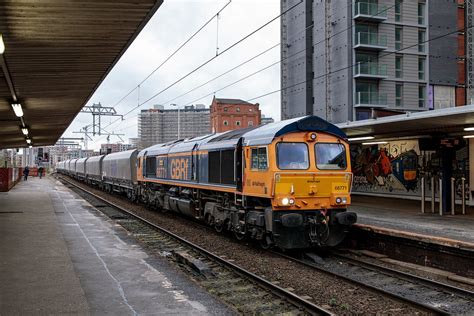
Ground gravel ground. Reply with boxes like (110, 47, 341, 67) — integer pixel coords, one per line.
(59, 176, 426, 315)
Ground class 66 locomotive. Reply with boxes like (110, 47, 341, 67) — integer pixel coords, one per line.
(58, 116, 357, 250)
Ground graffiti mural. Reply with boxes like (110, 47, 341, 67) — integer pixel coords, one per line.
(351, 139, 470, 198)
(351, 140, 423, 196)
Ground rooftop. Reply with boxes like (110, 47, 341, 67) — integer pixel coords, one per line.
(213, 98, 253, 105)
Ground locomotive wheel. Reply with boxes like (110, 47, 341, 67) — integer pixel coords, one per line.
(214, 219, 224, 233)
(234, 230, 246, 241)
(259, 234, 274, 250)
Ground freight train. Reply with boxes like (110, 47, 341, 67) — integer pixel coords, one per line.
(57, 116, 356, 249)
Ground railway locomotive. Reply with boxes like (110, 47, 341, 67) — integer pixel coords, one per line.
(57, 116, 356, 249)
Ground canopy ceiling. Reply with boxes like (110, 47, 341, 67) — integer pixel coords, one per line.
(0, 0, 163, 149)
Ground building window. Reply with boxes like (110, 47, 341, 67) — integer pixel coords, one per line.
(396, 83, 403, 106)
(418, 2, 425, 25)
(224, 120, 229, 126)
(418, 29, 425, 52)
(236, 107, 240, 112)
(236, 121, 241, 126)
(395, 55, 403, 78)
(248, 121, 254, 126)
(418, 85, 426, 108)
(395, 27, 403, 50)
(224, 107, 228, 112)
(395, 0, 402, 22)
(418, 57, 425, 80)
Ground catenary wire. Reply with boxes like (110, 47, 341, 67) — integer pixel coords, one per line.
(158, 1, 356, 106)
(99, 0, 304, 132)
(88, 2, 391, 144)
(110, 0, 233, 109)
(154, 3, 395, 108)
(246, 25, 468, 103)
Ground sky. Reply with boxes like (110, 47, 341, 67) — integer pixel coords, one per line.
(62, 0, 281, 151)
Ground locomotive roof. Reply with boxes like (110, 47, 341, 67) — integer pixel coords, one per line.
(140, 116, 346, 156)
(242, 115, 347, 146)
(208, 126, 257, 142)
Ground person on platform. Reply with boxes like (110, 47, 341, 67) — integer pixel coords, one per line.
(23, 166, 30, 181)
(38, 166, 44, 179)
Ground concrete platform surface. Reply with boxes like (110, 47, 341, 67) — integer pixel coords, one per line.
(350, 196, 474, 247)
(0, 177, 233, 315)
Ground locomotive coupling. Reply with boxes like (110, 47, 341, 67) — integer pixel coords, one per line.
(335, 212, 357, 225)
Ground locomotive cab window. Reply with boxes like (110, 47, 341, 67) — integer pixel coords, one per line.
(314, 143, 347, 170)
(277, 143, 309, 170)
(251, 147, 268, 170)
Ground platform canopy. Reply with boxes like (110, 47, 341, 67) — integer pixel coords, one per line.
(337, 105, 474, 141)
(0, 0, 163, 149)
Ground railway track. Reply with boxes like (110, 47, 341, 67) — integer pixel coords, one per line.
(58, 176, 332, 315)
(58, 175, 474, 315)
(276, 251, 474, 315)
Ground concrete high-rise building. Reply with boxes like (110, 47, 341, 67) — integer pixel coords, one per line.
(128, 138, 140, 149)
(138, 104, 210, 148)
(281, 0, 468, 123)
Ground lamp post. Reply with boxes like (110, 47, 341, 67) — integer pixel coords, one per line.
(171, 103, 180, 139)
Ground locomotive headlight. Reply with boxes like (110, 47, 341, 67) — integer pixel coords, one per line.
(289, 198, 295, 205)
(281, 197, 290, 206)
(342, 197, 347, 204)
(307, 132, 317, 142)
(336, 197, 342, 204)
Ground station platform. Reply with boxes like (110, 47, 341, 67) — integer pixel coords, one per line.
(349, 195, 474, 249)
(0, 177, 232, 315)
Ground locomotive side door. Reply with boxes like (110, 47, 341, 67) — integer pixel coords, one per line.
(236, 137, 244, 192)
(191, 143, 198, 181)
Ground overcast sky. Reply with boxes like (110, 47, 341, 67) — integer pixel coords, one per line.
(62, 0, 281, 150)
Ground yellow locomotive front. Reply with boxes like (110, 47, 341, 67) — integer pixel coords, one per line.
(243, 124, 356, 249)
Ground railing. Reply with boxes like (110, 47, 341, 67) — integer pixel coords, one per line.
(354, 2, 387, 18)
(355, 91, 387, 106)
(354, 62, 387, 77)
(355, 32, 388, 48)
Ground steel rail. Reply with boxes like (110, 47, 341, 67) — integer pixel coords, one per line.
(58, 176, 332, 316)
(332, 252, 474, 298)
(273, 251, 453, 316)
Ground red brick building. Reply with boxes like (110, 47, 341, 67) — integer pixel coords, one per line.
(210, 97, 261, 133)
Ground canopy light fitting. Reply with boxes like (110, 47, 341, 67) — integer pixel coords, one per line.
(463, 135, 474, 139)
(0, 34, 4, 54)
(26, 139, 31, 144)
(362, 141, 388, 145)
(21, 127, 28, 136)
(348, 136, 375, 142)
(11, 103, 23, 117)
(464, 127, 474, 132)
